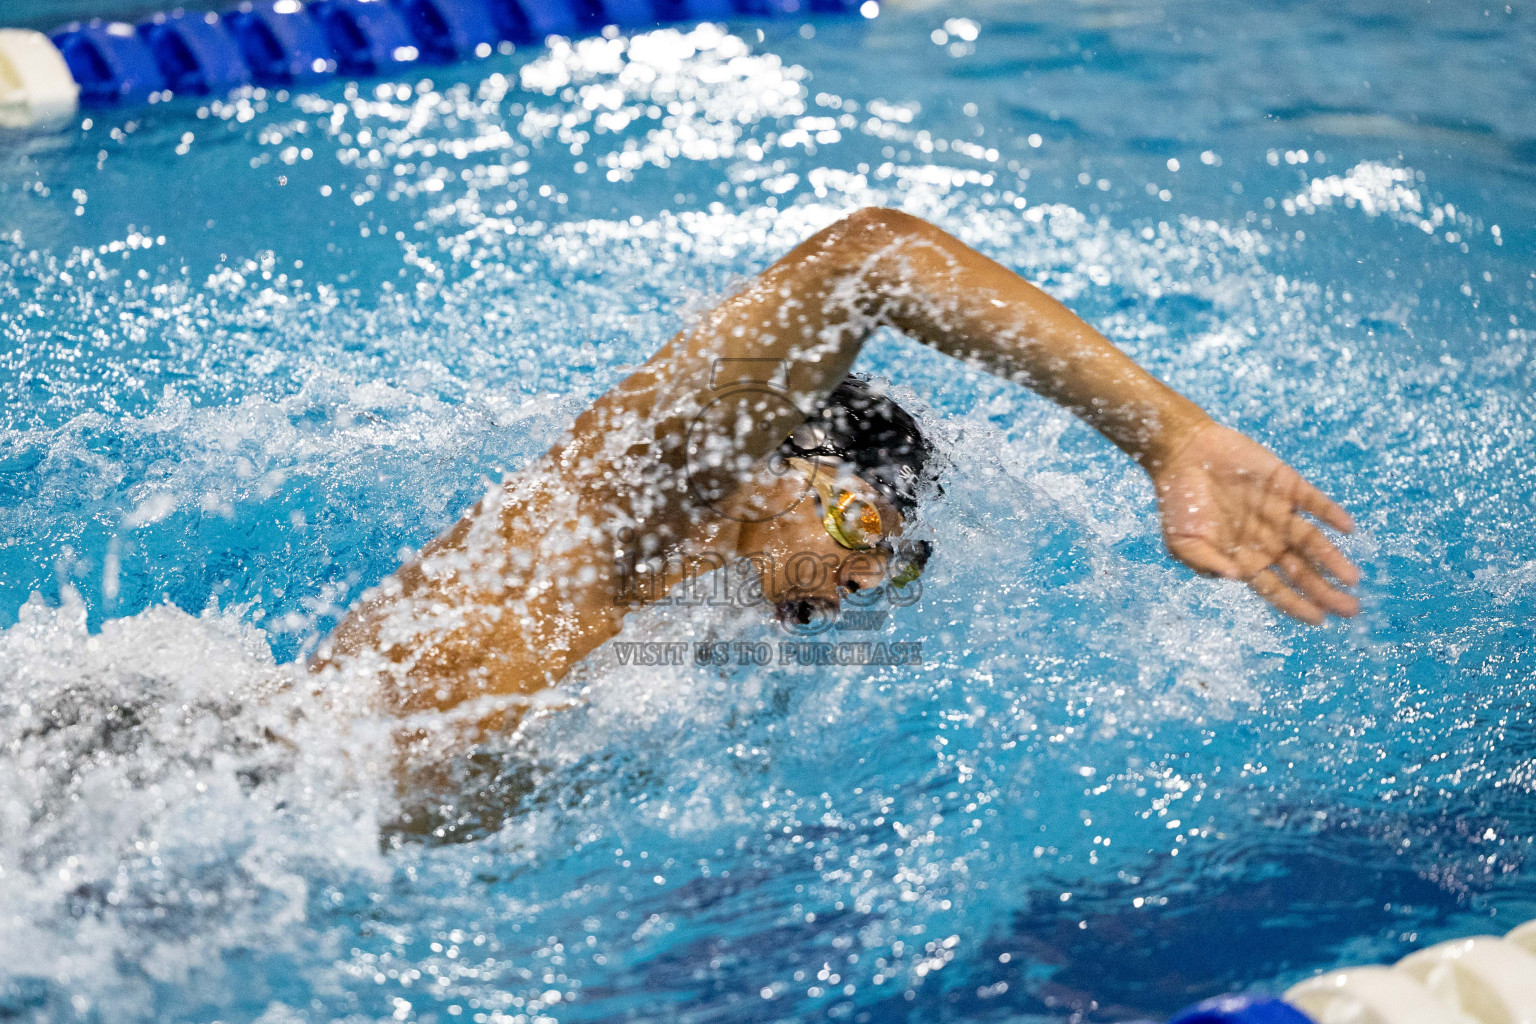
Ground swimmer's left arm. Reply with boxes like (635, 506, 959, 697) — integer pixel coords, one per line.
(848, 209, 1361, 624)
(1144, 420, 1361, 623)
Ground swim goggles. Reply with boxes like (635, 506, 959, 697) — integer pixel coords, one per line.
(785, 457, 928, 588)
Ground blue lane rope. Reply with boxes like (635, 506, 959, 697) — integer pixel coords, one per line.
(47, 0, 863, 108)
(309, 0, 419, 76)
(226, 2, 336, 84)
(51, 20, 167, 104)
(140, 10, 252, 94)
(394, 0, 501, 58)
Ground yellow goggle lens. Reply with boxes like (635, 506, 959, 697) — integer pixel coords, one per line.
(823, 491, 882, 550)
(790, 457, 926, 586)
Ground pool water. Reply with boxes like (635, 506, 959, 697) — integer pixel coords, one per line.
(1, 0, 1534, 1021)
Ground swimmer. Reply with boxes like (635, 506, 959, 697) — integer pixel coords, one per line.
(313, 208, 1360, 730)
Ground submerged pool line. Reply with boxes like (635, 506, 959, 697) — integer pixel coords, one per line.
(0, 0, 872, 127)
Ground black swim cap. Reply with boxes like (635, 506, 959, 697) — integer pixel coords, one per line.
(778, 374, 939, 519)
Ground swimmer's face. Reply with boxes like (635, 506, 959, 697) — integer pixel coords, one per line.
(733, 456, 914, 625)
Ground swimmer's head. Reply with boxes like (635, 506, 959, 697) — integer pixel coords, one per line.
(736, 375, 939, 626)
(778, 374, 940, 520)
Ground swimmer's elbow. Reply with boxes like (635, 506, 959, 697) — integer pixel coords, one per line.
(809, 208, 933, 283)
(837, 205, 928, 242)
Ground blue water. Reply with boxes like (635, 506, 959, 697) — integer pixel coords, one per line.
(1, 1, 1534, 1021)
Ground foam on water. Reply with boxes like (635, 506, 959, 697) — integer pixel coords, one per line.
(1, 2, 1534, 1020)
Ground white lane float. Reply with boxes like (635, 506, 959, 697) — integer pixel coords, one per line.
(1281, 918, 1536, 1024)
(0, 28, 79, 128)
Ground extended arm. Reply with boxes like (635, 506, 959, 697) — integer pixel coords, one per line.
(843, 210, 1360, 622)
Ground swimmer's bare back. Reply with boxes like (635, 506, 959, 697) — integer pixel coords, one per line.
(311, 208, 1360, 727)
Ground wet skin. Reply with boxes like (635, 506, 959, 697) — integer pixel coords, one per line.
(312, 208, 1360, 737)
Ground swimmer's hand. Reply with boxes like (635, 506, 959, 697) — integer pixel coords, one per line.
(1151, 421, 1361, 624)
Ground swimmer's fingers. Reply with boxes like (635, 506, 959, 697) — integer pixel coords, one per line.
(1276, 552, 1360, 619)
(1247, 567, 1326, 626)
(1290, 519, 1362, 587)
(1297, 478, 1355, 535)
(1165, 535, 1242, 580)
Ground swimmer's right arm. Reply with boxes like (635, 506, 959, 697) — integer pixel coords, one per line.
(579, 206, 1212, 485)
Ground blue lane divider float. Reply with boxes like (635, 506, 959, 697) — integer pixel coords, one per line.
(652, 0, 734, 19)
(394, 0, 499, 60)
(310, 0, 420, 75)
(594, 0, 660, 33)
(41, 0, 866, 111)
(518, 0, 604, 42)
(139, 10, 251, 94)
(50, 19, 166, 104)
(225, 1, 337, 84)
